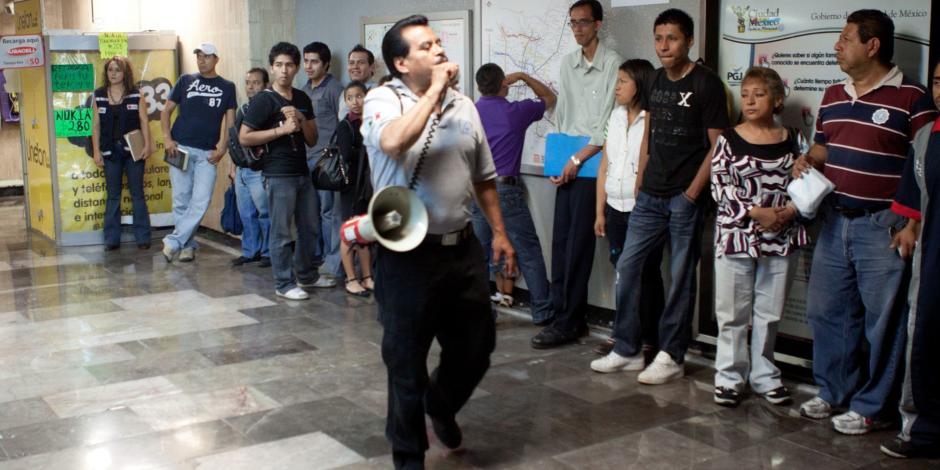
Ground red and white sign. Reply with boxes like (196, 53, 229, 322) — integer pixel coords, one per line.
(1, 35, 44, 68)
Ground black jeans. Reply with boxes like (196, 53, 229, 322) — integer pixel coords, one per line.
(604, 204, 665, 348)
(374, 232, 496, 468)
(550, 179, 597, 334)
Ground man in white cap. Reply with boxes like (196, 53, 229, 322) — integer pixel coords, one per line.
(160, 42, 237, 262)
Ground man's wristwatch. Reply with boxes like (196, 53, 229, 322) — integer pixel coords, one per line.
(570, 155, 582, 167)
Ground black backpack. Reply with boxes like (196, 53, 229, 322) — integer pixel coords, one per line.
(228, 103, 267, 170)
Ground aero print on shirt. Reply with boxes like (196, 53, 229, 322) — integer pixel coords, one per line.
(185, 78, 226, 107)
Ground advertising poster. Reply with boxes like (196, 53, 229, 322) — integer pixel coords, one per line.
(716, 1, 931, 341)
(21, 66, 56, 239)
(52, 50, 177, 233)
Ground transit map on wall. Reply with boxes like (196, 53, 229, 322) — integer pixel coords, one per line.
(481, 0, 577, 174)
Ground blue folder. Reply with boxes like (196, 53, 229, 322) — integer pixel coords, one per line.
(543, 133, 601, 179)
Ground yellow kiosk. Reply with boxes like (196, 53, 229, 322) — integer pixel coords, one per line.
(20, 30, 178, 246)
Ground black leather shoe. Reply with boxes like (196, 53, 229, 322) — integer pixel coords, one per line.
(530, 326, 577, 349)
(258, 256, 271, 268)
(430, 415, 462, 449)
(104, 244, 120, 251)
(137, 243, 150, 250)
(231, 256, 253, 266)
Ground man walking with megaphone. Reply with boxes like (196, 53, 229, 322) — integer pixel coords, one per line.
(361, 14, 515, 470)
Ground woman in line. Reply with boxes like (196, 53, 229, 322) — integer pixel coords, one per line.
(589, 59, 666, 371)
(709, 66, 808, 407)
(336, 81, 374, 296)
(91, 56, 153, 250)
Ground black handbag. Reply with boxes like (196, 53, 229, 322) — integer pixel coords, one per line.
(311, 120, 351, 191)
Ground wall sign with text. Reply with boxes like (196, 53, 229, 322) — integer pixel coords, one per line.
(0, 35, 44, 69)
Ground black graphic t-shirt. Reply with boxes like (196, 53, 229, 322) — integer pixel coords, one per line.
(242, 88, 315, 177)
(169, 74, 237, 150)
(643, 65, 729, 197)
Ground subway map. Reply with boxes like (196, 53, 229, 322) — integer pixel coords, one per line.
(481, 0, 577, 171)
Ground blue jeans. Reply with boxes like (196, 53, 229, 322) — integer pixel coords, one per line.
(235, 168, 270, 258)
(470, 182, 552, 324)
(103, 145, 150, 245)
(612, 191, 702, 362)
(316, 189, 342, 276)
(266, 175, 321, 292)
(807, 207, 909, 419)
(163, 145, 216, 251)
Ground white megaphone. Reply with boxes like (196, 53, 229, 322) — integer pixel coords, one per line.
(340, 185, 429, 252)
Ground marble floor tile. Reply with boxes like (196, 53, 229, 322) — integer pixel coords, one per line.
(129, 393, 219, 431)
(191, 386, 280, 420)
(664, 399, 811, 453)
(188, 431, 364, 470)
(0, 408, 153, 459)
(225, 396, 380, 445)
(0, 344, 133, 381)
(197, 334, 317, 366)
(12, 300, 123, 323)
(42, 376, 183, 418)
(477, 357, 589, 395)
(84, 350, 216, 385)
(0, 398, 59, 431)
(249, 378, 325, 406)
(554, 427, 727, 469)
(543, 370, 646, 404)
(0, 368, 100, 404)
(692, 437, 856, 469)
(779, 420, 903, 467)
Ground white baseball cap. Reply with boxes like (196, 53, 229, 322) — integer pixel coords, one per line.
(193, 42, 218, 56)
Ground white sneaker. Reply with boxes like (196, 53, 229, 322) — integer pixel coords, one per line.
(498, 294, 513, 308)
(298, 277, 337, 289)
(799, 396, 832, 419)
(162, 243, 177, 262)
(831, 410, 890, 435)
(637, 351, 684, 385)
(178, 248, 195, 262)
(276, 287, 309, 300)
(591, 351, 644, 373)
(490, 292, 503, 303)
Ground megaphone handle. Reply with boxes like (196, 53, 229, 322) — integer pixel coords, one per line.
(408, 112, 441, 190)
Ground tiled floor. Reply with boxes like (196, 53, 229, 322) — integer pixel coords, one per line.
(0, 197, 936, 469)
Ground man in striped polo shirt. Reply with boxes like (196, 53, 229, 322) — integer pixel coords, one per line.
(793, 10, 937, 435)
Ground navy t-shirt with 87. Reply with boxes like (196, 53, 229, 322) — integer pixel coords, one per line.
(242, 88, 315, 177)
(169, 74, 237, 151)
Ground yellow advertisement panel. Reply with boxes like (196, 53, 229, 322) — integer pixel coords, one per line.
(51, 50, 177, 233)
(21, 66, 56, 239)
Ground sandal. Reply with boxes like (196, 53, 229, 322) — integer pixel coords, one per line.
(345, 279, 371, 297)
(360, 275, 375, 291)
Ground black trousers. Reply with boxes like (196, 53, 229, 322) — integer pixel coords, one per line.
(604, 204, 665, 347)
(550, 179, 597, 333)
(374, 233, 496, 465)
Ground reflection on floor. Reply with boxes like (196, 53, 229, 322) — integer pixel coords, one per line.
(0, 197, 934, 469)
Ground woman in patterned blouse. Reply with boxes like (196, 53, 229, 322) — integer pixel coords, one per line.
(709, 66, 809, 408)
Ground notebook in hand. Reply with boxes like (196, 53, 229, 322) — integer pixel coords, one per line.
(164, 147, 189, 171)
(124, 130, 146, 161)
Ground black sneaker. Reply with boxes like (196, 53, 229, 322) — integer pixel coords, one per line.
(880, 437, 912, 459)
(530, 326, 578, 349)
(880, 436, 939, 459)
(763, 386, 792, 405)
(430, 415, 462, 449)
(714, 387, 742, 407)
(258, 256, 271, 268)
